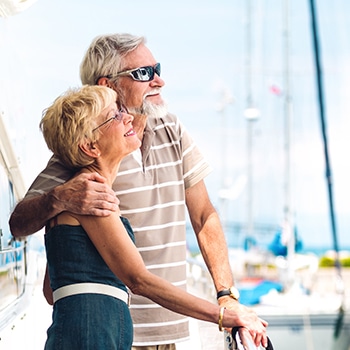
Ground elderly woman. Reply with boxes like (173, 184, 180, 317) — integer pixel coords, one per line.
(41, 85, 267, 349)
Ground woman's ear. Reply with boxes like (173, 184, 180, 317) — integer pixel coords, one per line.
(79, 141, 101, 158)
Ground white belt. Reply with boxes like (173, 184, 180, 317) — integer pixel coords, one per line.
(53, 283, 130, 306)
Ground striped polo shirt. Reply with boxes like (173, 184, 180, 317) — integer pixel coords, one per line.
(26, 112, 212, 345)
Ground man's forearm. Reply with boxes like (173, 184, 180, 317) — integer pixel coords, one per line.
(9, 192, 60, 237)
(196, 212, 234, 292)
(186, 181, 234, 292)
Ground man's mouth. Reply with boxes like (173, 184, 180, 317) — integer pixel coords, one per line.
(144, 89, 161, 98)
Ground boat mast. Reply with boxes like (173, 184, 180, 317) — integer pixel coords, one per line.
(282, 0, 296, 282)
(308, 0, 343, 286)
(308, 1, 346, 341)
(244, 0, 259, 249)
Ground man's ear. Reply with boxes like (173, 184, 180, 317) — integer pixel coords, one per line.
(97, 77, 114, 89)
(96, 76, 108, 86)
(97, 77, 116, 90)
(79, 141, 100, 158)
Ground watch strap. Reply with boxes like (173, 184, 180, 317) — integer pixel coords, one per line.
(217, 286, 239, 300)
(217, 289, 231, 299)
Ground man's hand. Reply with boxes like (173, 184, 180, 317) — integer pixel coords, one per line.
(237, 327, 262, 350)
(51, 172, 119, 216)
(9, 172, 120, 237)
(219, 297, 268, 348)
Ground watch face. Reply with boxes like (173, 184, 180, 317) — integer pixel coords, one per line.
(229, 286, 240, 300)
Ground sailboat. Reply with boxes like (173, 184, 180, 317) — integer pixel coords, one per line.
(186, 1, 350, 349)
(0, 0, 42, 333)
(244, 1, 350, 349)
(0, 111, 30, 331)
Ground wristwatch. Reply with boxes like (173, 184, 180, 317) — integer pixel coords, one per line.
(217, 286, 240, 301)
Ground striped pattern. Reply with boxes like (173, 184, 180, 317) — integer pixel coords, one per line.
(26, 113, 212, 345)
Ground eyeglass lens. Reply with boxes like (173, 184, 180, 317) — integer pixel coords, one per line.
(130, 63, 161, 81)
(92, 105, 127, 132)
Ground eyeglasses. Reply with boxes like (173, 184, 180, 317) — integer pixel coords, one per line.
(114, 63, 161, 82)
(92, 106, 128, 132)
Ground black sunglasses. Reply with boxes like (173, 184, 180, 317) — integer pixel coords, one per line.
(114, 63, 161, 82)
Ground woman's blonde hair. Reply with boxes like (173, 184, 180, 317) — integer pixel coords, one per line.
(40, 85, 117, 170)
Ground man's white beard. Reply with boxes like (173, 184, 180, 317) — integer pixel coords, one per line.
(130, 99, 168, 119)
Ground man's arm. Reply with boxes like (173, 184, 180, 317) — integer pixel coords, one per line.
(185, 180, 269, 348)
(10, 192, 61, 238)
(185, 179, 234, 292)
(9, 172, 119, 238)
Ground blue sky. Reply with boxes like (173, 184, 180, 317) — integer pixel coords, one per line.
(0, 0, 349, 249)
(0, 0, 239, 178)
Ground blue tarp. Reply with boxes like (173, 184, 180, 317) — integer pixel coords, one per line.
(238, 280, 283, 306)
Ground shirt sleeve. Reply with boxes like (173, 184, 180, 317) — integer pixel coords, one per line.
(25, 156, 74, 199)
(179, 120, 212, 189)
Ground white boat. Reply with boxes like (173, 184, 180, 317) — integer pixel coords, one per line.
(186, 1, 350, 348)
(0, 111, 43, 333)
(186, 250, 350, 350)
(0, 110, 27, 325)
(0, 2, 50, 347)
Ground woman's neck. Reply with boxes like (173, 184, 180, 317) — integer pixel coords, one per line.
(84, 159, 121, 187)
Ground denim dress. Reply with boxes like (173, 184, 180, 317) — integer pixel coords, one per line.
(44, 216, 134, 350)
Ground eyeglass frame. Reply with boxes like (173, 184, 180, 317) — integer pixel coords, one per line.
(92, 105, 128, 132)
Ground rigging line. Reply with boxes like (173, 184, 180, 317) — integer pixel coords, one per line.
(308, 0, 345, 339)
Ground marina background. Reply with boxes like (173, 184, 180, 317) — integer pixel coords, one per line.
(1, 2, 350, 349)
(0, 0, 349, 253)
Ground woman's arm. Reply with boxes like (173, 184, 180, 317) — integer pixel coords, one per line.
(79, 213, 268, 347)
